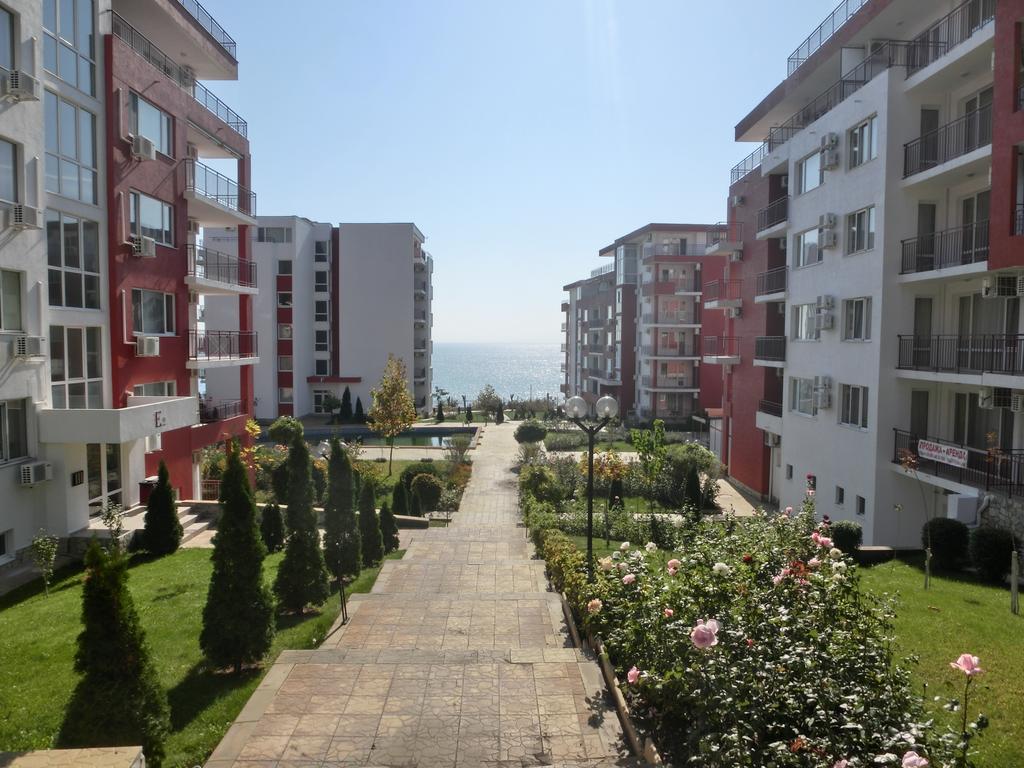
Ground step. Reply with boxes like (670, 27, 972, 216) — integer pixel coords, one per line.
(181, 520, 211, 543)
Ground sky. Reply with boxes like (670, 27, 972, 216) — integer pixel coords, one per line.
(201, 0, 827, 343)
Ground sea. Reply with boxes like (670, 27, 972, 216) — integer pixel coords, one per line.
(432, 342, 562, 404)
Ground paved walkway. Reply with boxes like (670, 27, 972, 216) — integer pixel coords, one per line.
(206, 423, 637, 768)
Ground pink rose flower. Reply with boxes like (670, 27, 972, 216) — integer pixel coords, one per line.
(902, 751, 929, 768)
(807, 489, 816, 497)
(622, 573, 636, 585)
(833, 760, 849, 768)
(772, 574, 784, 586)
(663, 608, 674, 618)
(667, 566, 678, 577)
(818, 536, 832, 548)
(626, 665, 640, 684)
(949, 653, 984, 676)
(690, 618, 720, 649)
(808, 557, 821, 569)
(667, 558, 681, 571)
(587, 598, 602, 615)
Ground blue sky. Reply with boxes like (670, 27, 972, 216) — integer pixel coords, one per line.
(203, 0, 826, 343)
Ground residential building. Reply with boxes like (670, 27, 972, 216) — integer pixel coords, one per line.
(561, 224, 725, 423)
(715, 0, 1023, 546)
(205, 220, 433, 420)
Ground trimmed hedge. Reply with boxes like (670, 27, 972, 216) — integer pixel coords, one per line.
(922, 517, 969, 570)
(830, 520, 863, 553)
(969, 526, 1016, 583)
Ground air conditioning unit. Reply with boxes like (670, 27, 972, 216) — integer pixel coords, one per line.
(764, 433, 781, 447)
(1016, 274, 1024, 298)
(821, 230, 839, 249)
(19, 461, 52, 487)
(727, 306, 742, 319)
(2, 70, 40, 101)
(186, 219, 201, 235)
(815, 376, 833, 409)
(1010, 392, 1024, 413)
(145, 433, 163, 453)
(731, 195, 745, 207)
(820, 149, 841, 170)
(9, 204, 43, 231)
(816, 312, 835, 331)
(131, 134, 157, 161)
(729, 250, 743, 262)
(978, 386, 994, 409)
(11, 335, 44, 357)
(779, 238, 788, 251)
(819, 213, 837, 229)
(779, 175, 789, 191)
(816, 294, 835, 310)
(132, 235, 157, 258)
(820, 132, 840, 150)
(136, 335, 160, 357)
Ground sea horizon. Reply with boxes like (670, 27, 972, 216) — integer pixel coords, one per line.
(431, 341, 562, 404)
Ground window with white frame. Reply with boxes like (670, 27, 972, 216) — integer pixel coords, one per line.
(277, 292, 292, 308)
(835, 486, 845, 505)
(314, 300, 328, 322)
(314, 329, 329, 352)
(129, 92, 172, 156)
(278, 387, 293, 404)
(315, 359, 329, 376)
(849, 115, 878, 168)
(278, 323, 292, 340)
(796, 151, 822, 194)
(0, 270, 22, 331)
(314, 270, 328, 292)
(790, 377, 816, 416)
(842, 297, 871, 341)
(0, 6, 13, 71)
(840, 384, 869, 428)
(0, 398, 27, 462)
(313, 390, 331, 414)
(258, 227, 291, 243)
(278, 355, 292, 371)
(43, 0, 96, 96)
(847, 206, 875, 254)
(794, 227, 821, 267)
(44, 91, 97, 203)
(0, 138, 17, 203)
(49, 325, 102, 408)
(129, 191, 173, 246)
(277, 259, 292, 276)
(133, 381, 176, 397)
(131, 289, 174, 335)
(314, 240, 329, 262)
(792, 304, 819, 341)
(46, 211, 101, 309)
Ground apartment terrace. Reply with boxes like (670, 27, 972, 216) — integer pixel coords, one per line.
(705, 222, 744, 256)
(185, 245, 257, 294)
(183, 159, 257, 225)
(703, 279, 742, 311)
(187, 330, 258, 368)
(756, 197, 789, 238)
(755, 266, 788, 302)
(899, 221, 989, 277)
(702, 336, 740, 365)
(754, 336, 786, 367)
(902, 104, 992, 185)
(641, 342, 700, 359)
(896, 334, 1024, 379)
(892, 428, 1024, 498)
(641, 275, 701, 296)
(755, 398, 783, 436)
(198, 398, 245, 424)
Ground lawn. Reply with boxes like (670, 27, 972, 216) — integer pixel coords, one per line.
(860, 556, 1023, 768)
(0, 547, 403, 767)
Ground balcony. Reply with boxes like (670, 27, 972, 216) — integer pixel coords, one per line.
(899, 222, 988, 277)
(187, 330, 258, 369)
(641, 342, 700, 359)
(642, 276, 701, 296)
(904, 0, 995, 85)
(186, 245, 257, 294)
(893, 428, 1024, 497)
(640, 373, 698, 391)
(756, 399, 783, 435)
(111, 13, 245, 134)
(415, 311, 429, 328)
(413, 369, 427, 383)
(756, 197, 789, 238)
(174, 0, 238, 60)
(642, 241, 710, 260)
(703, 280, 742, 311)
(641, 310, 699, 327)
(199, 398, 245, 424)
(753, 336, 786, 367)
(755, 266, 788, 302)
(702, 336, 740, 366)
(38, 395, 199, 444)
(415, 281, 429, 299)
(896, 334, 1024, 380)
(787, 0, 869, 76)
(903, 104, 991, 183)
(184, 159, 256, 226)
(705, 222, 743, 257)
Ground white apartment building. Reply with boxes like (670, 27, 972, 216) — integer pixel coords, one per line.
(732, 0, 1017, 546)
(205, 220, 433, 420)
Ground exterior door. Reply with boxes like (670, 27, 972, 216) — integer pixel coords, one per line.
(917, 202, 936, 269)
(87, 442, 123, 516)
(920, 108, 940, 168)
(910, 390, 929, 438)
(964, 87, 993, 152)
(913, 297, 933, 367)
(961, 190, 990, 263)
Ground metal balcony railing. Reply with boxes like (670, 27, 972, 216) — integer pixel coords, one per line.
(899, 221, 989, 274)
(757, 197, 789, 232)
(755, 266, 788, 296)
(185, 159, 256, 215)
(187, 245, 257, 288)
(758, 400, 783, 418)
(174, 0, 238, 58)
(199, 399, 244, 423)
(787, 0, 870, 76)
(642, 276, 701, 295)
(905, 0, 995, 77)
(414, 368, 426, 379)
(642, 242, 711, 259)
(1015, 204, 1024, 237)
(111, 13, 247, 137)
(903, 104, 992, 178)
(590, 262, 616, 278)
(754, 336, 786, 362)
(730, 143, 770, 185)
(897, 334, 1024, 375)
(641, 311, 698, 325)
(702, 336, 739, 358)
(893, 428, 1024, 497)
(188, 330, 257, 361)
(641, 342, 699, 358)
(706, 221, 743, 246)
(200, 479, 221, 500)
(703, 279, 742, 303)
(641, 374, 697, 389)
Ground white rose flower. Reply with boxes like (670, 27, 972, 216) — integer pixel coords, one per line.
(829, 547, 843, 560)
(712, 562, 733, 576)
(833, 561, 847, 571)
(644, 541, 658, 553)
(619, 541, 630, 552)
(617, 562, 629, 573)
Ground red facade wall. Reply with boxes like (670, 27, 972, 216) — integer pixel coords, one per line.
(620, 285, 636, 411)
(990, 3, 1024, 269)
(697, 253, 726, 412)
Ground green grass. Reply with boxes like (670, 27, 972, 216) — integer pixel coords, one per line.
(860, 556, 1023, 768)
(0, 547, 403, 767)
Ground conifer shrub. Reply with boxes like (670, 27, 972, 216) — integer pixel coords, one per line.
(354, 397, 366, 423)
(411, 473, 444, 513)
(392, 481, 409, 517)
(358, 480, 384, 566)
(323, 438, 361, 581)
(514, 420, 547, 444)
(969, 526, 1016, 583)
(143, 462, 181, 556)
(379, 500, 400, 553)
(399, 461, 443, 490)
(922, 517, 969, 570)
(260, 502, 285, 553)
(410, 493, 422, 517)
(608, 477, 625, 510)
(340, 386, 354, 423)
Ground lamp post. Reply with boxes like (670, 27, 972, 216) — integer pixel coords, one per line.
(565, 395, 619, 582)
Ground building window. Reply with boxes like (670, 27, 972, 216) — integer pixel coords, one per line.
(0, 6, 13, 71)
(129, 191, 173, 246)
(0, 269, 22, 331)
(277, 292, 292, 308)
(314, 270, 328, 292)
(46, 211, 101, 309)
(44, 91, 97, 203)
(131, 289, 174, 335)
(842, 297, 871, 341)
(840, 384, 869, 429)
(835, 486, 845, 506)
(794, 227, 821, 268)
(43, 0, 95, 95)
(278, 355, 292, 372)
(314, 330, 329, 352)
(278, 324, 292, 340)
(257, 227, 292, 243)
(277, 259, 292, 276)
(278, 387, 293, 404)
(315, 359, 329, 376)
(792, 304, 819, 341)
(0, 399, 27, 462)
(49, 325, 102, 408)
(796, 151, 823, 194)
(785, 464, 793, 480)
(849, 115, 878, 168)
(847, 206, 875, 254)
(133, 381, 176, 396)
(129, 92, 172, 156)
(314, 240, 329, 262)
(0, 138, 17, 203)
(790, 377, 816, 417)
(856, 495, 866, 516)
(313, 390, 331, 414)
(314, 300, 328, 322)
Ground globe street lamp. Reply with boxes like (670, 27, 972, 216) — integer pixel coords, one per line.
(566, 395, 619, 581)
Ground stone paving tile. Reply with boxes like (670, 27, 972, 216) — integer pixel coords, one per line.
(370, 561, 549, 595)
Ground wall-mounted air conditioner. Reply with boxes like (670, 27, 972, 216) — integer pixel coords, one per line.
(729, 250, 743, 262)
(978, 386, 994, 409)
(145, 433, 163, 452)
(1010, 392, 1024, 414)
(819, 213, 837, 229)
(9, 204, 43, 231)
(820, 149, 841, 170)
(132, 236, 157, 258)
(11, 335, 44, 357)
(821, 230, 839, 249)
(727, 307, 742, 319)
(816, 295, 835, 311)
(19, 462, 53, 486)
(814, 376, 833, 410)
(820, 132, 840, 150)
(731, 195, 745, 207)
(2, 70, 40, 101)
(131, 134, 157, 161)
(136, 335, 160, 357)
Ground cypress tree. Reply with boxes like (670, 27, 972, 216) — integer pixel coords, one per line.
(339, 386, 353, 423)
(464, 406, 473, 424)
(353, 397, 365, 423)
(201, 442, 275, 672)
(260, 502, 285, 553)
(324, 439, 361, 581)
(495, 401, 504, 424)
(410, 492, 422, 518)
(391, 481, 408, 517)
(59, 541, 170, 766)
(358, 480, 384, 566)
(379, 500, 400, 554)
(273, 434, 330, 612)
(143, 461, 181, 555)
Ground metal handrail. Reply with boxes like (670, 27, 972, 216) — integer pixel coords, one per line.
(754, 336, 786, 362)
(703, 279, 742, 303)
(187, 244, 257, 287)
(905, 0, 995, 77)
(896, 334, 1024, 375)
(702, 336, 739, 357)
(641, 343, 700, 358)
(174, 0, 237, 58)
(755, 266, 788, 296)
(188, 330, 258, 360)
(199, 398, 244, 423)
(706, 221, 743, 246)
(899, 221, 989, 274)
(757, 197, 789, 232)
(787, 0, 870, 76)
(893, 427, 1024, 497)
(758, 399, 783, 418)
(641, 311, 697, 325)
(730, 143, 770, 185)
(590, 262, 615, 278)
(903, 104, 992, 178)
(184, 159, 256, 215)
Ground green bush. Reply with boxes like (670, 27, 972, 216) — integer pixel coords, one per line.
(399, 461, 443, 490)
(143, 462, 181, 556)
(323, 439, 360, 581)
(392, 481, 409, 517)
(544, 432, 586, 451)
(259, 502, 285, 553)
(969, 526, 1016, 583)
(518, 465, 563, 505)
(378, 500, 400, 553)
(830, 520, 863, 553)
(514, 420, 548, 444)
(411, 473, 444, 513)
(922, 517, 969, 570)
(358, 480, 384, 566)
(267, 416, 303, 443)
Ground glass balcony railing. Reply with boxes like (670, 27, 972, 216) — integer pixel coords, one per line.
(185, 159, 256, 216)
(188, 330, 257, 361)
(187, 245, 257, 288)
(174, 0, 238, 59)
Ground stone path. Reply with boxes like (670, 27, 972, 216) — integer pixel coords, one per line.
(207, 423, 638, 768)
